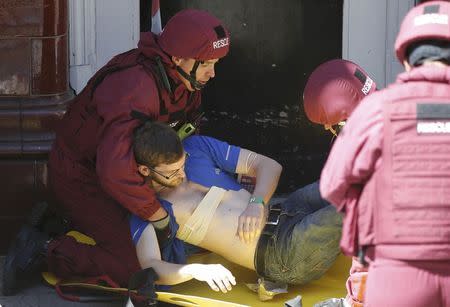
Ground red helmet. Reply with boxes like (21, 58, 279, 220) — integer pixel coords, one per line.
(395, 1, 450, 64)
(159, 9, 230, 61)
(303, 59, 376, 126)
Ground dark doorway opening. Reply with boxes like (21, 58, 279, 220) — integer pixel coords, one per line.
(143, 0, 344, 193)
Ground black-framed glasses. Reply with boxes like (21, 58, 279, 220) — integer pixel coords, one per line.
(148, 153, 188, 180)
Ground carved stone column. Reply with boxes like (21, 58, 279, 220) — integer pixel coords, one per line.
(0, 0, 72, 252)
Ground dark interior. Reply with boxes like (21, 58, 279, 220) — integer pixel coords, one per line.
(158, 0, 344, 193)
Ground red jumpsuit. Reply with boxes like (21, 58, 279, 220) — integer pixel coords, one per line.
(321, 66, 450, 306)
(47, 32, 200, 286)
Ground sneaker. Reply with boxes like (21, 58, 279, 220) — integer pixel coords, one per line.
(2, 224, 50, 296)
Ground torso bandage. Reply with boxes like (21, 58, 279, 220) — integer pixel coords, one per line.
(176, 186, 226, 245)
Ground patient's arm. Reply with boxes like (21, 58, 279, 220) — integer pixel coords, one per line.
(235, 149, 282, 243)
(136, 222, 236, 292)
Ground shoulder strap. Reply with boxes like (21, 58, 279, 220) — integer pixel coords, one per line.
(130, 110, 155, 122)
(89, 49, 141, 99)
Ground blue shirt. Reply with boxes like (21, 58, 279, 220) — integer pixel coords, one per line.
(183, 135, 241, 190)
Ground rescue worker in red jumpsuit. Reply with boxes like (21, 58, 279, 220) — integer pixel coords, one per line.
(2, 9, 230, 294)
(320, 1, 450, 306)
(303, 59, 376, 307)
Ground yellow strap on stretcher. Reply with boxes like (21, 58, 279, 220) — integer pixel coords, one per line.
(42, 271, 248, 307)
(42, 231, 250, 307)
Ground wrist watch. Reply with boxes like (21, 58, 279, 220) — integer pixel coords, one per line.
(249, 196, 265, 206)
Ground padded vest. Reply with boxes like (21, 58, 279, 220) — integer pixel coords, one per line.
(374, 97, 450, 245)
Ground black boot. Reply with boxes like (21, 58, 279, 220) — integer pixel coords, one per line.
(2, 224, 51, 296)
(2, 201, 54, 296)
(2, 201, 69, 295)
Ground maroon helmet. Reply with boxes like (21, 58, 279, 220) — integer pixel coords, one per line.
(303, 59, 376, 126)
(158, 9, 230, 90)
(159, 9, 230, 61)
(395, 1, 450, 64)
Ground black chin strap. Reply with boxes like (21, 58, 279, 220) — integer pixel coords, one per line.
(176, 60, 205, 90)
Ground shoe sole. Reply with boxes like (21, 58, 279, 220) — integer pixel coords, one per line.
(2, 224, 48, 296)
(1, 226, 29, 296)
(2, 241, 17, 296)
(2, 203, 50, 295)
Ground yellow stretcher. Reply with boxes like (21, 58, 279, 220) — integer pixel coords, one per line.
(42, 231, 351, 306)
(172, 252, 350, 306)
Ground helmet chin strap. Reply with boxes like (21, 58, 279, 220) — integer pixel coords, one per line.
(176, 60, 205, 90)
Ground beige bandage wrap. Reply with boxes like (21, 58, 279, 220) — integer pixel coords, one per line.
(176, 186, 226, 245)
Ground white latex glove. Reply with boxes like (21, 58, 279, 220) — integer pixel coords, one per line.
(183, 264, 236, 293)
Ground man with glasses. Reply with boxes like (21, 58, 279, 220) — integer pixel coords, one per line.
(144, 153, 189, 187)
(129, 121, 342, 293)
